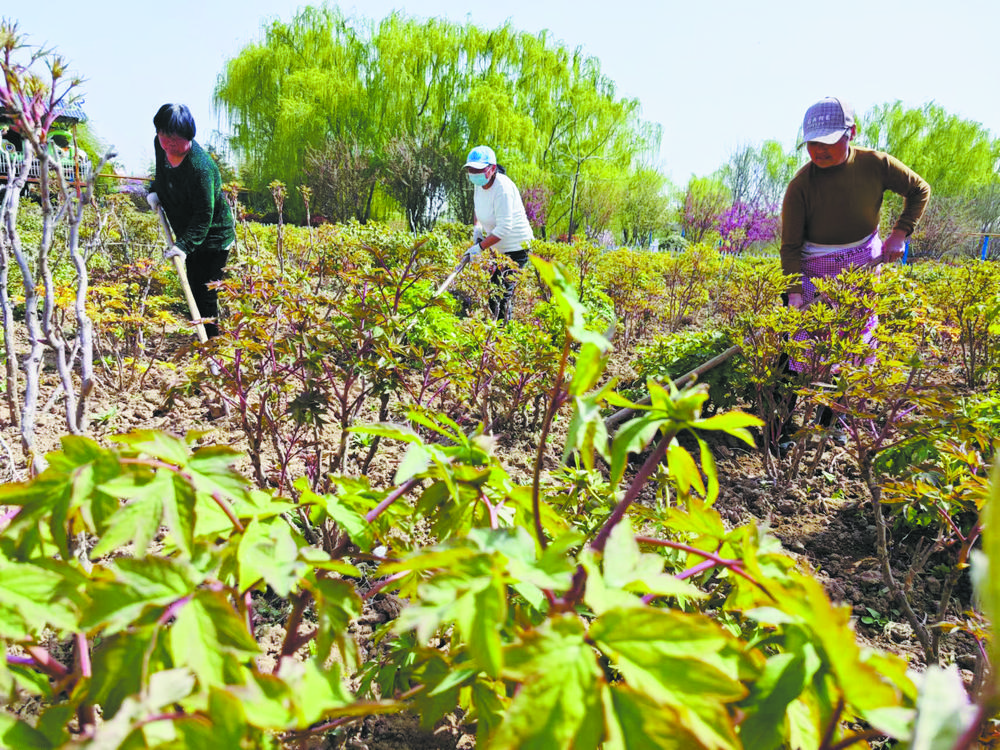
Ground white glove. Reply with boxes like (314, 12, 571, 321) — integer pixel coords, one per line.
(472, 226, 485, 244)
(464, 242, 483, 260)
(787, 292, 803, 309)
(163, 245, 185, 261)
(146, 192, 160, 211)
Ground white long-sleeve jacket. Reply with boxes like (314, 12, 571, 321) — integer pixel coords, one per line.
(472, 172, 534, 253)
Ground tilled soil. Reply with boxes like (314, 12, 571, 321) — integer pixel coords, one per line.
(0, 329, 978, 748)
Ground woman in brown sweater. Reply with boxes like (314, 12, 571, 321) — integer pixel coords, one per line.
(780, 97, 930, 310)
(771, 97, 931, 446)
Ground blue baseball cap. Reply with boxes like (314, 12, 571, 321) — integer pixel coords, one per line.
(463, 145, 496, 169)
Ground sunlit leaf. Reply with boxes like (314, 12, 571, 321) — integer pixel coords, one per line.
(564, 394, 611, 470)
(909, 665, 975, 749)
(114, 430, 190, 466)
(603, 684, 706, 750)
(394, 442, 433, 484)
(237, 518, 303, 596)
(569, 341, 608, 396)
(599, 521, 703, 602)
(610, 416, 666, 486)
(0, 712, 55, 749)
(90, 470, 173, 559)
(667, 441, 704, 497)
(0, 559, 80, 638)
(311, 576, 363, 674)
(738, 652, 808, 750)
(491, 615, 605, 749)
(168, 589, 258, 687)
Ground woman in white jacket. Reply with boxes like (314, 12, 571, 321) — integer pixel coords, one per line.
(463, 145, 534, 322)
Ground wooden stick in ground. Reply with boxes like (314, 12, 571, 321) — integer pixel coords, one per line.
(604, 344, 741, 433)
(604, 252, 893, 435)
(154, 205, 209, 344)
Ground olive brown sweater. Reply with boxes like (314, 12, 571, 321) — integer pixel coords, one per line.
(779, 146, 930, 293)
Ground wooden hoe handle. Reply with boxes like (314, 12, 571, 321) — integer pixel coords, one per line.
(155, 205, 209, 344)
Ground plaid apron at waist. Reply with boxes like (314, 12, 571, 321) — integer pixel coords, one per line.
(800, 231, 881, 303)
(791, 232, 881, 372)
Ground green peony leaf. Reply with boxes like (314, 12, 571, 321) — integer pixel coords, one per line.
(563, 393, 611, 470)
(490, 615, 605, 749)
(610, 415, 666, 486)
(90, 470, 172, 559)
(691, 411, 763, 445)
(603, 684, 708, 750)
(599, 521, 703, 603)
(168, 589, 258, 688)
(274, 657, 354, 727)
(114, 430, 190, 466)
(161, 473, 196, 558)
(738, 652, 808, 750)
(590, 605, 748, 747)
(667, 440, 705, 497)
(909, 665, 975, 749)
(394, 442, 433, 484)
(569, 341, 609, 396)
(82, 555, 199, 633)
(237, 518, 304, 596)
(86, 628, 169, 718)
(311, 576, 363, 674)
(0, 559, 80, 638)
(0, 712, 55, 749)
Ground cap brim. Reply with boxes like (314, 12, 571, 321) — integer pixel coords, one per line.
(463, 160, 490, 169)
(797, 128, 848, 148)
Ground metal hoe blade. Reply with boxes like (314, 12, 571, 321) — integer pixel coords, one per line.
(434, 254, 470, 298)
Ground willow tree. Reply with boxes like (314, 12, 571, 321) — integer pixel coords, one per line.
(214, 6, 368, 214)
(619, 167, 672, 247)
(531, 51, 645, 240)
(859, 101, 999, 198)
(215, 6, 659, 231)
(859, 101, 1000, 252)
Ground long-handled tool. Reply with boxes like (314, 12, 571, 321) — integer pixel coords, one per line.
(152, 202, 210, 344)
(150, 197, 225, 403)
(434, 253, 471, 298)
(604, 251, 896, 434)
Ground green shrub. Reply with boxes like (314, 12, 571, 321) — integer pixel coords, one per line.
(631, 328, 746, 413)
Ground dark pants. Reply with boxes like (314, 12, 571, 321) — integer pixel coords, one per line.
(185, 245, 230, 338)
(775, 350, 835, 447)
(488, 249, 529, 323)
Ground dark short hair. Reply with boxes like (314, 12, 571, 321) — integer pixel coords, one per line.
(153, 103, 196, 140)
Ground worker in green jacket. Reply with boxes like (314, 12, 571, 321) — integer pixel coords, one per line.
(147, 103, 235, 338)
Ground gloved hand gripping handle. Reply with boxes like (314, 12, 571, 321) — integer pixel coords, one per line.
(153, 203, 209, 344)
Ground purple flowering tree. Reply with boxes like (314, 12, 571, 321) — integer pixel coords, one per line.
(521, 184, 552, 238)
(716, 201, 779, 255)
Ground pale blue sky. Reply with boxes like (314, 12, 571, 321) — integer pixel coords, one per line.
(6, 0, 998, 184)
